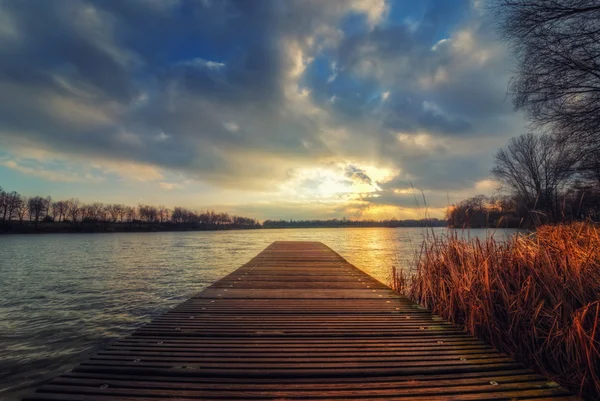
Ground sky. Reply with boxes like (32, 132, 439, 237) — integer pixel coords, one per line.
(0, 0, 526, 221)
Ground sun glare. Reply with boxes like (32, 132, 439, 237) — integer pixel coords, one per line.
(282, 163, 396, 202)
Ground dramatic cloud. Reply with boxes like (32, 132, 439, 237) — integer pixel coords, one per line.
(0, 0, 525, 219)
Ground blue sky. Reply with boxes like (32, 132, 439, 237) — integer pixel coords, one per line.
(0, 0, 525, 220)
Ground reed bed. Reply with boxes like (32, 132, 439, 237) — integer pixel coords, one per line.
(394, 222, 600, 400)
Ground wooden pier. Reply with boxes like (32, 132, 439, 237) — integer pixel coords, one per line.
(24, 241, 576, 400)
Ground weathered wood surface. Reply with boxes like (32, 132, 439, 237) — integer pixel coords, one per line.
(24, 241, 577, 400)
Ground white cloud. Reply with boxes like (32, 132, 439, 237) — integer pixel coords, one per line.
(475, 179, 499, 191)
(1, 159, 104, 183)
(327, 62, 338, 83)
(349, 0, 388, 28)
(431, 38, 449, 51)
(159, 181, 184, 190)
(182, 58, 225, 70)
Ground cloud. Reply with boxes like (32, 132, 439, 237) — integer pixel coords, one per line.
(1, 159, 104, 183)
(0, 0, 526, 218)
(159, 181, 184, 190)
(344, 164, 373, 185)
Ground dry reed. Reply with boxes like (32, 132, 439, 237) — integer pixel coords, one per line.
(394, 222, 600, 400)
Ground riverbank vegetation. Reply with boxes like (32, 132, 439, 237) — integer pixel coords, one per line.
(447, 132, 600, 228)
(0, 186, 261, 233)
(262, 218, 446, 229)
(394, 222, 600, 399)
(0, 185, 442, 233)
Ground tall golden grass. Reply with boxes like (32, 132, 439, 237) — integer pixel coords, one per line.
(394, 222, 600, 400)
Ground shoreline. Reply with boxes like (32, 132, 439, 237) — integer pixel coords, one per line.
(0, 221, 448, 235)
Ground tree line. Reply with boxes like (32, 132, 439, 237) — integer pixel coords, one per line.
(449, 1, 600, 228)
(0, 186, 260, 231)
(262, 218, 446, 229)
(0, 185, 446, 233)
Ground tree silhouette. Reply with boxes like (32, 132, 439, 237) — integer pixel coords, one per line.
(497, 0, 600, 182)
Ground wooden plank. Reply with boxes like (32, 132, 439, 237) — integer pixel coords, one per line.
(22, 241, 577, 400)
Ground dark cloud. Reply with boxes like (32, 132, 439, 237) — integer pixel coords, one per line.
(344, 164, 373, 185)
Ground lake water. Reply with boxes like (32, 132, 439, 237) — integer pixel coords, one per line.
(0, 227, 519, 400)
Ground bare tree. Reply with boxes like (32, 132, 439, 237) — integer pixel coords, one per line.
(138, 204, 158, 223)
(67, 199, 81, 222)
(95, 203, 107, 222)
(157, 205, 167, 223)
(496, 0, 600, 178)
(116, 204, 127, 222)
(44, 196, 52, 220)
(216, 212, 231, 225)
(4, 192, 22, 222)
(82, 202, 104, 221)
(171, 206, 181, 223)
(51, 201, 60, 221)
(16, 196, 28, 223)
(125, 206, 137, 222)
(28, 196, 47, 224)
(54, 200, 69, 222)
(105, 204, 123, 223)
(0, 187, 6, 222)
(492, 133, 576, 221)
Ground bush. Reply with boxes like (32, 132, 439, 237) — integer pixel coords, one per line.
(395, 223, 600, 399)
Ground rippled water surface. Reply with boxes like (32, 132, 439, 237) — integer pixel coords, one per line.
(0, 227, 519, 399)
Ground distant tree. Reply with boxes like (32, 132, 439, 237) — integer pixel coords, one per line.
(51, 201, 60, 221)
(171, 206, 183, 223)
(96, 203, 108, 222)
(54, 200, 69, 222)
(489, 195, 517, 215)
(28, 196, 47, 224)
(157, 205, 167, 223)
(16, 196, 28, 223)
(138, 204, 159, 223)
(148, 205, 158, 222)
(233, 216, 258, 226)
(105, 204, 123, 223)
(198, 210, 209, 224)
(67, 199, 81, 222)
(496, 0, 600, 181)
(83, 202, 104, 221)
(44, 196, 52, 220)
(492, 133, 576, 221)
(116, 204, 127, 222)
(447, 194, 520, 228)
(125, 206, 137, 222)
(216, 212, 231, 225)
(447, 195, 490, 228)
(0, 186, 5, 222)
(0, 187, 7, 223)
(4, 191, 22, 222)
